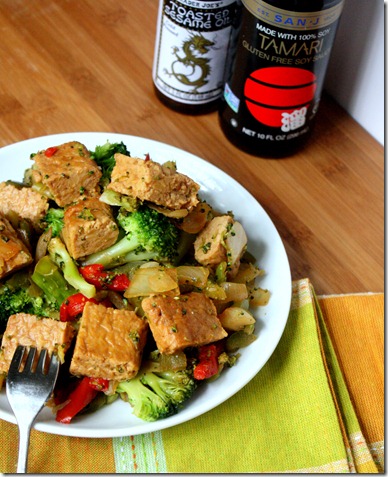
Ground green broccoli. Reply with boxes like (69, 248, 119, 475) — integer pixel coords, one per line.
(117, 375, 174, 422)
(48, 237, 96, 298)
(141, 370, 197, 411)
(42, 207, 65, 237)
(117, 369, 197, 422)
(0, 269, 61, 333)
(91, 141, 130, 188)
(81, 205, 180, 269)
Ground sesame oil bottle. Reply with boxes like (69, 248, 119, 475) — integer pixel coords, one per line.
(153, 0, 239, 114)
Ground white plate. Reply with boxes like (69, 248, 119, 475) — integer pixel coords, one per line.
(0, 132, 291, 438)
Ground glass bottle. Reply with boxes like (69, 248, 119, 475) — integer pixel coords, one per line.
(153, 0, 239, 114)
(219, 0, 346, 156)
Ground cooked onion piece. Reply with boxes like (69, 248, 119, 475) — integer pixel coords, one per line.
(35, 227, 52, 262)
(177, 265, 209, 288)
(233, 262, 263, 284)
(179, 202, 212, 234)
(219, 306, 256, 331)
(220, 282, 249, 302)
(249, 287, 270, 307)
(224, 221, 247, 273)
(148, 203, 189, 219)
(124, 266, 179, 298)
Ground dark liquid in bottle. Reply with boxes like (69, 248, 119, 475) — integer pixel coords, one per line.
(219, 0, 345, 157)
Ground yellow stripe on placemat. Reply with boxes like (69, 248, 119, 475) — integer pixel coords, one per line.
(312, 287, 379, 473)
(318, 293, 384, 472)
(0, 419, 115, 473)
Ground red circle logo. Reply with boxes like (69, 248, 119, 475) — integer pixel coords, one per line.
(244, 67, 317, 128)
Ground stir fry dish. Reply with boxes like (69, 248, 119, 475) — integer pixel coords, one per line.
(0, 140, 270, 423)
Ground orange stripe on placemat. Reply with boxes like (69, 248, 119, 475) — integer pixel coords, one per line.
(318, 293, 384, 472)
(0, 420, 116, 473)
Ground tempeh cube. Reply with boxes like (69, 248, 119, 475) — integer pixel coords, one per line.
(0, 313, 75, 374)
(32, 141, 101, 207)
(61, 198, 119, 259)
(69, 302, 148, 381)
(142, 292, 227, 354)
(0, 213, 33, 280)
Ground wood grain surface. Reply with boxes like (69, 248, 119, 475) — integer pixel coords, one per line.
(0, 0, 384, 294)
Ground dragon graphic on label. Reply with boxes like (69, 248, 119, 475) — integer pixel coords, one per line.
(164, 33, 215, 92)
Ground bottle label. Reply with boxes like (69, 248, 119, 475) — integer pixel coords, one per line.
(222, 0, 345, 146)
(153, 0, 237, 105)
(243, 0, 344, 30)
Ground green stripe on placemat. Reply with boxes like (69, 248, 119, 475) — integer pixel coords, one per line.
(114, 431, 167, 473)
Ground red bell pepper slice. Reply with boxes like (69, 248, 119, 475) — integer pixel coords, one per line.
(109, 273, 130, 291)
(193, 343, 223, 380)
(60, 293, 98, 322)
(44, 146, 58, 157)
(79, 264, 130, 292)
(55, 377, 100, 424)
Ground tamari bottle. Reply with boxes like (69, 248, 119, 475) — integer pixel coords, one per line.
(219, 0, 346, 157)
(153, 0, 239, 114)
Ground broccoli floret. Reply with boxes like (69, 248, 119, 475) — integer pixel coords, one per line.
(91, 141, 130, 188)
(141, 370, 197, 411)
(116, 368, 197, 422)
(82, 205, 180, 269)
(43, 207, 65, 237)
(117, 374, 174, 422)
(0, 270, 60, 333)
(48, 237, 96, 298)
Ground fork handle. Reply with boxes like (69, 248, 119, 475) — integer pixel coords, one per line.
(16, 421, 32, 473)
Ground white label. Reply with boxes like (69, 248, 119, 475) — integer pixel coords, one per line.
(153, 0, 237, 105)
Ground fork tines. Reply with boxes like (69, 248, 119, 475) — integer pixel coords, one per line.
(8, 345, 58, 377)
(6, 345, 60, 473)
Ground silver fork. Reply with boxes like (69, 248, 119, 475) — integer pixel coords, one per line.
(6, 345, 60, 473)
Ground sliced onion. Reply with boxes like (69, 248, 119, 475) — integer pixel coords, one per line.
(233, 262, 263, 284)
(220, 282, 249, 302)
(148, 203, 188, 218)
(177, 265, 209, 288)
(35, 227, 52, 262)
(224, 221, 247, 271)
(124, 266, 179, 298)
(178, 202, 212, 234)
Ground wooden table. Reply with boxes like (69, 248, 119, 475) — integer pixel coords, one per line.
(0, 0, 383, 295)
